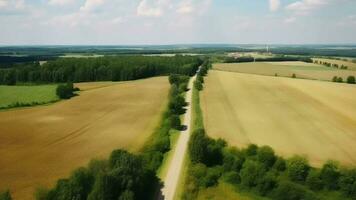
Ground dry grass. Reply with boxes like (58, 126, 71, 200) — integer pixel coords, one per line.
(201, 70, 356, 167)
(313, 58, 356, 71)
(213, 62, 356, 81)
(0, 77, 169, 200)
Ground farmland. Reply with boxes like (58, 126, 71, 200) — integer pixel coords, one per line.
(213, 62, 356, 81)
(0, 77, 169, 200)
(201, 70, 356, 167)
(0, 85, 58, 109)
(313, 58, 356, 71)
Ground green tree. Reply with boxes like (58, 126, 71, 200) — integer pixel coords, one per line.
(56, 82, 74, 99)
(347, 76, 356, 84)
(257, 146, 276, 168)
(338, 169, 356, 198)
(240, 160, 266, 188)
(306, 169, 323, 191)
(194, 80, 203, 91)
(287, 156, 310, 182)
(188, 129, 208, 163)
(273, 181, 317, 200)
(320, 161, 340, 190)
(170, 115, 181, 130)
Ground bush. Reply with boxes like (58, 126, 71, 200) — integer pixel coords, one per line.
(201, 167, 223, 187)
(222, 148, 245, 173)
(56, 82, 75, 99)
(240, 160, 266, 188)
(222, 171, 241, 185)
(320, 161, 340, 190)
(306, 169, 323, 191)
(170, 115, 181, 130)
(287, 156, 310, 182)
(245, 144, 258, 156)
(273, 157, 286, 171)
(338, 169, 356, 198)
(292, 74, 296, 78)
(337, 77, 343, 83)
(332, 76, 338, 82)
(194, 80, 203, 91)
(257, 146, 276, 168)
(0, 191, 12, 200)
(272, 181, 317, 200)
(189, 129, 209, 163)
(256, 172, 277, 196)
(347, 76, 356, 84)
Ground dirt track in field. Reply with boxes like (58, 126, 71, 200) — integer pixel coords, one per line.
(0, 77, 169, 200)
(201, 70, 356, 167)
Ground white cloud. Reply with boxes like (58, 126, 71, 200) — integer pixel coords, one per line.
(48, 0, 73, 6)
(269, 0, 280, 12)
(136, 0, 170, 17)
(80, 0, 105, 12)
(286, 0, 329, 15)
(0, 0, 8, 8)
(177, 0, 193, 14)
(284, 17, 296, 23)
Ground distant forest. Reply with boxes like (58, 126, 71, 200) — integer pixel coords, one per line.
(0, 56, 202, 85)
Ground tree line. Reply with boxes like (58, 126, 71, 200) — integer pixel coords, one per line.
(224, 56, 313, 63)
(0, 56, 202, 85)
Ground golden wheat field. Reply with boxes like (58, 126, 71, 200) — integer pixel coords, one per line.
(312, 58, 356, 71)
(0, 77, 169, 200)
(201, 70, 356, 167)
(213, 62, 356, 81)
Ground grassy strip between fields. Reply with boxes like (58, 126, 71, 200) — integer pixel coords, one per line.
(181, 63, 356, 200)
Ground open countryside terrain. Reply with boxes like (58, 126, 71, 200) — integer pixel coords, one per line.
(214, 62, 356, 81)
(0, 85, 58, 108)
(313, 58, 356, 71)
(201, 70, 356, 167)
(0, 77, 169, 200)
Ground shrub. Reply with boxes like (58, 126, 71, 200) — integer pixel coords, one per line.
(188, 129, 209, 163)
(201, 167, 223, 187)
(197, 75, 204, 83)
(337, 77, 343, 83)
(332, 76, 338, 82)
(257, 146, 276, 168)
(170, 115, 181, 130)
(205, 139, 226, 166)
(240, 160, 266, 188)
(273, 157, 287, 171)
(347, 76, 356, 84)
(338, 168, 356, 198)
(273, 181, 317, 200)
(287, 156, 310, 182)
(194, 80, 203, 91)
(245, 144, 258, 156)
(222, 171, 241, 185)
(0, 190, 12, 200)
(56, 82, 75, 99)
(306, 169, 323, 191)
(222, 148, 245, 173)
(256, 172, 277, 196)
(320, 161, 340, 190)
(292, 74, 296, 78)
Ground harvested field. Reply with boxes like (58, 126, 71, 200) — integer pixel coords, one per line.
(213, 62, 356, 81)
(313, 58, 356, 71)
(201, 70, 356, 167)
(0, 77, 169, 200)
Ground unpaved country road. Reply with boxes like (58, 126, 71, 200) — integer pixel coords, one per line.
(161, 72, 198, 200)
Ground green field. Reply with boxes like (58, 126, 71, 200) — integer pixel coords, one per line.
(0, 85, 59, 108)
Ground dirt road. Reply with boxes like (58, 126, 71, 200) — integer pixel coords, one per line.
(161, 73, 197, 200)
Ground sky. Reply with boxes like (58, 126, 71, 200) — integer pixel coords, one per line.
(0, 0, 356, 45)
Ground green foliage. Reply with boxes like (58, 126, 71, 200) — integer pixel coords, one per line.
(320, 161, 340, 190)
(0, 56, 202, 84)
(0, 190, 12, 200)
(346, 76, 355, 84)
(189, 128, 209, 163)
(292, 73, 296, 78)
(170, 114, 181, 130)
(256, 172, 277, 196)
(287, 156, 310, 182)
(222, 171, 241, 185)
(257, 146, 276, 168)
(337, 77, 343, 83)
(240, 160, 266, 188)
(194, 79, 203, 91)
(56, 82, 75, 99)
(338, 168, 356, 198)
(306, 169, 324, 191)
(222, 148, 246, 173)
(245, 144, 258, 156)
(273, 157, 287, 171)
(272, 181, 317, 200)
(332, 76, 338, 82)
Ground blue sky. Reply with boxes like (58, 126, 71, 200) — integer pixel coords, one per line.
(0, 0, 355, 45)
